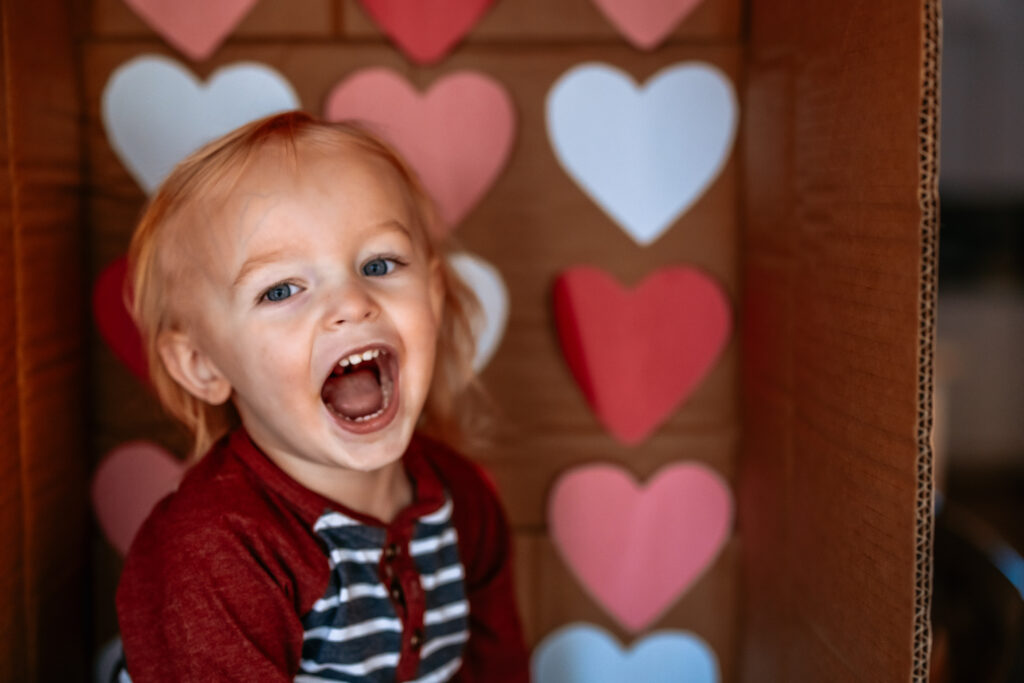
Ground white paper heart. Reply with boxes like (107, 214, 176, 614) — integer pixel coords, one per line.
(94, 636, 125, 683)
(102, 55, 300, 194)
(546, 62, 737, 246)
(448, 252, 508, 372)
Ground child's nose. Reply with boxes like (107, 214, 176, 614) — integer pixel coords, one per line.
(325, 281, 380, 326)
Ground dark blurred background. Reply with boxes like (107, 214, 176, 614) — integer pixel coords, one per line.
(931, 0, 1024, 680)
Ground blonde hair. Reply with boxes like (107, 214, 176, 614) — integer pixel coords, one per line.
(128, 111, 481, 459)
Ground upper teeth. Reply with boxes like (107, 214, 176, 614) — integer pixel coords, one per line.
(339, 348, 382, 368)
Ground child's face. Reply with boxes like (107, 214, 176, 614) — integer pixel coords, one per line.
(168, 143, 444, 479)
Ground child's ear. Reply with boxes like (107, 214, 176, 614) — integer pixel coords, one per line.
(157, 330, 232, 405)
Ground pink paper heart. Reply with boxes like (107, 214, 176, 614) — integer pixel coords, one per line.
(92, 255, 149, 385)
(356, 0, 495, 64)
(549, 463, 732, 632)
(553, 266, 731, 445)
(326, 68, 515, 237)
(591, 0, 704, 50)
(123, 0, 259, 61)
(92, 441, 184, 555)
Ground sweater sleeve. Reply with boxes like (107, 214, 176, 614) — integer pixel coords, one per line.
(116, 505, 306, 682)
(433, 449, 530, 683)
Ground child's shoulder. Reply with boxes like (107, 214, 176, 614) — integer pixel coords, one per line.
(145, 441, 267, 527)
(125, 437, 307, 565)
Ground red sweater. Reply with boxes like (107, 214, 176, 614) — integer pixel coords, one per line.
(117, 429, 529, 682)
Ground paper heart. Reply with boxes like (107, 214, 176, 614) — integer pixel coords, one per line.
(325, 68, 515, 237)
(553, 266, 731, 444)
(532, 624, 719, 683)
(590, 0, 704, 50)
(92, 441, 184, 555)
(449, 252, 508, 372)
(94, 637, 126, 683)
(93, 255, 149, 384)
(123, 0, 258, 61)
(549, 463, 732, 632)
(546, 62, 737, 246)
(356, 0, 495, 64)
(102, 55, 300, 194)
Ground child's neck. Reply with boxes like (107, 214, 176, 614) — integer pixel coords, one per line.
(325, 460, 413, 523)
(260, 446, 414, 523)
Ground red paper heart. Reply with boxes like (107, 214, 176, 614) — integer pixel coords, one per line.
(325, 68, 515, 236)
(92, 441, 183, 555)
(92, 256, 149, 384)
(356, 0, 495, 64)
(553, 266, 731, 444)
(124, 0, 259, 62)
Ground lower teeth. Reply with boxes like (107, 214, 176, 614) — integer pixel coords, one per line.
(353, 408, 384, 423)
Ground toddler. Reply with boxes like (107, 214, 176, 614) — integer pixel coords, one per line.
(115, 111, 528, 682)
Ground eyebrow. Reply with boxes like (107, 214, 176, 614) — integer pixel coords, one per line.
(232, 249, 292, 288)
(231, 220, 415, 288)
(374, 219, 413, 240)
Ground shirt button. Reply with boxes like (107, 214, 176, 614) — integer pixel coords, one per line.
(410, 629, 424, 650)
(390, 582, 403, 603)
(384, 542, 399, 561)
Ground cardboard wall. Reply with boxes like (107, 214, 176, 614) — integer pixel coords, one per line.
(78, 0, 939, 681)
(738, 0, 939, 680)
(86, 0, 747, 677)
(0, 0, 88, 679)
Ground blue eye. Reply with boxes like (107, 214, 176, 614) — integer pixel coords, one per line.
(362, 258, 397, 277)
(262, 282, 299, 302)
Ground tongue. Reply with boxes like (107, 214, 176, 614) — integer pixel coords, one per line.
(322, 368, 383, 420)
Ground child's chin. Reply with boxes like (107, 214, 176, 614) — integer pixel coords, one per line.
(327, 431, 412, 472)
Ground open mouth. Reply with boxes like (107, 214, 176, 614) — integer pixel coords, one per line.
(321, 346, 399, 433)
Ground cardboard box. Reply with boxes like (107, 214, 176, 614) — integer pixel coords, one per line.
(0, 0, 938, 679)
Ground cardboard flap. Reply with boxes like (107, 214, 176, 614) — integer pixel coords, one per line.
(739, 1, 940, 680)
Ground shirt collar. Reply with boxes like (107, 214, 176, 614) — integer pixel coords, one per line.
(226, 427, 447, 529)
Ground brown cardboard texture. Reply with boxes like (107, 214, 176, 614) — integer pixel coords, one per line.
(739, 1, 939, 681)
(0, 0, 938, 679)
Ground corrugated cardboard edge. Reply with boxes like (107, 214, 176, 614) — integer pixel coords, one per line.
(913, 0, 941, 680)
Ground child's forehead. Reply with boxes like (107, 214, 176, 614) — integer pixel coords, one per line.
(252, 141, 410, 204)
(183, 140, 403, 218)
(232, 138, 394, 191)
(168, 139, 421, 256)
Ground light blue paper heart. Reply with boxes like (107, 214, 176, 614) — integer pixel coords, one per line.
(532, 623, 719, 683)
(546, 62, 737, 247)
